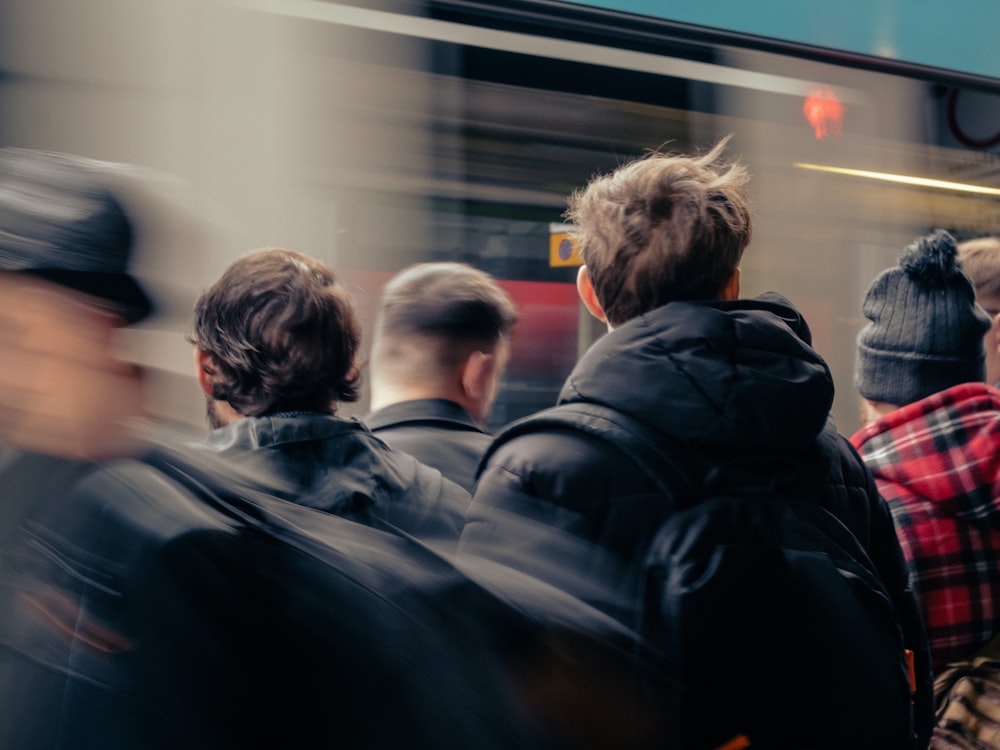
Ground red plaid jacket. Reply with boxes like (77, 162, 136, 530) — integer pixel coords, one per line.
(851, 383, 1000, 672)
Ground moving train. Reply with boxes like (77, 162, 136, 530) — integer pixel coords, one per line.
(2, 0, 998, 433)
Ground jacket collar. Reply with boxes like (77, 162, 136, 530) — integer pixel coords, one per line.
(365, 399, 486, 434)
(204, 412, 367, 452)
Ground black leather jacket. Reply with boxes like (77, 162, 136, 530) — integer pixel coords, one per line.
(200, 412, 469, 542)
(366, 399, 492, 493)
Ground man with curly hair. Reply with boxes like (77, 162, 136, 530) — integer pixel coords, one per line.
(189, 248, 468, 541)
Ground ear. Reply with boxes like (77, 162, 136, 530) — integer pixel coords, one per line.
(859, 397, 898, 426)
(722, 267, 741, 301)
(193, 347, 217, 397)
(459, 349, 500, 424)
(461, 350, 496, 402)
(576, 266, 607, 324)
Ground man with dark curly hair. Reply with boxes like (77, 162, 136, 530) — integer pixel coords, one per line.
(190, 248, 362, 428)
(188, 248, 468, 541)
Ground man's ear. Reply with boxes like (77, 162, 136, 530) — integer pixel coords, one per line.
(193, 348, 217, 397)
(576, 265, 607, 324)
(461, 350, 496, 402)
(722, 267, 741, 301)
(859, 396, 898, 427)
(459, 349, 499, 423)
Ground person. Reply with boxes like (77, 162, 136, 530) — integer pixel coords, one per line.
(187, 248, 470, 543)
(461, 138, 933, 749)
(851, 229, 1000, 674)
(958, 235, 1000, 386)
(365, 262, 518, 491)
(0, 147, 155, 750)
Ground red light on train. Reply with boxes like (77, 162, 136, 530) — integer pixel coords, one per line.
(803, 88, 844, 140)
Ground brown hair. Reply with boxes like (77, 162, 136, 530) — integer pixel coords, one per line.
(372, 262, 517, 377)
(958, 236, 1000, 300)
(565, 137, 752, 326)
(190, 248, 360, 416)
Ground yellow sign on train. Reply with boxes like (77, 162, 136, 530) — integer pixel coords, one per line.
(549, 223, 582, 267)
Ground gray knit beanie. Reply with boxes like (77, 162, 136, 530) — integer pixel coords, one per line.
(855, 229, 991, 406)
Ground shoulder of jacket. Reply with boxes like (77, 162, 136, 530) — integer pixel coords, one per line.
(482, 418, 616, 470)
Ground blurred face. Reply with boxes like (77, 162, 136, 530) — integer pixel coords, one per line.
(978, 293, 1000, 386)
(0, 273, 145, 459)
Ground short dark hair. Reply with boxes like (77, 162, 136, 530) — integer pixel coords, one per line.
(190, 248, 360, 416)
(565, 136, 752, 326)
(374, 262, 517, 370)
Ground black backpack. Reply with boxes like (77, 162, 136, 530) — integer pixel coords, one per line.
(484, 402, 925, 750)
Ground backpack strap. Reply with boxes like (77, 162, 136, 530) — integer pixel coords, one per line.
(478, 402, 705, 502)
(480, 402, 817, 511)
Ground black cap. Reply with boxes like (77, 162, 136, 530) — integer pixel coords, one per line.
(0, 148, 152, 322)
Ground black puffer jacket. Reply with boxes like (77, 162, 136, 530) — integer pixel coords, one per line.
(465, 294, 862, 595)
(462, 293, 932, 746)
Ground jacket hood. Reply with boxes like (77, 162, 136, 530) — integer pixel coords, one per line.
(852, 382, 1000, 523)
(558, 292, 834, 455)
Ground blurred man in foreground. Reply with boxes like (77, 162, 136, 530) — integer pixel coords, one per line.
(366, 262, 518, 491)
(0, 148, 154, 750)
